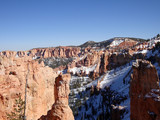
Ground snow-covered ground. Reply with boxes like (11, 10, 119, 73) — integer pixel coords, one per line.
(70, 64, 97, 74)
(100, 65, 131, 89)
(70, 76, 92, 93)
(69, 62, 133, 120)
(134, 49, 149, 54)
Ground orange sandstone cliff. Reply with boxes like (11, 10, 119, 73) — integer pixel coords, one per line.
(0, 55, 57, 120)
(0, 47, 81, 58)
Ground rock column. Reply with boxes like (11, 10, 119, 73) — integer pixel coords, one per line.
(39, 74, 74, 120)
(130, 59, 160, 120)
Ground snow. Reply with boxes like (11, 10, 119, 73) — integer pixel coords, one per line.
(69, 42, 160, 120)
(134, 49, 149, 54)
(57, 70, 62, 74)
(86, 74, 105, 88)
(79, 54, 87, 61)
(32, 55, 38, 60)
(69, 58, 135, 120)
(145, 89, 160, 100)
(70, 76, 92, 95)
(152, 50, 159, 56)
(146, 50, 153, 59)
(151, 89, 160, 93)
(99, 64, 132, 120)
(148, 111, 156, 116)
(100, 65, 132, 89)
(145, 94, 151, 98)
(133, 48, 160, 59)
(110, 40, 124, 47)
(147, 64, 152, 68)
(154, 39, 160, 43)
(150, 92, 159, 98)
(153, 61, 160, 79)
(75, 93, 103, 120)
(69, 64, 97, 74)
(15, 54, 19, 58)
(69, 67, 81, 74)
(121, 97, 130, 120)
(84, 63, 132, 120)
(84, 64, 97, 74)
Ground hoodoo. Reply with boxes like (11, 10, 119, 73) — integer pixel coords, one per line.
(130, 59, 160, 120)
(39, 74, 74, 120)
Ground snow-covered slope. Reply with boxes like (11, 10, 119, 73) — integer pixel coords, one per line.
(69, 62, 133, 120)
(100, 64, 132, 120)
(100, 65, 131, 89)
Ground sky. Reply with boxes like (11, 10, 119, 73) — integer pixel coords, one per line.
(0, 0, 160, 51)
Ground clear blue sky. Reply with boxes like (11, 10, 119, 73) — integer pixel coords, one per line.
(0, 0, 160, 51)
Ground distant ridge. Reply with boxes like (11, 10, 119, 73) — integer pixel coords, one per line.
(24, 37, 147, 51)
(79, 37, 146, 48)
(79, 41, 96, 48)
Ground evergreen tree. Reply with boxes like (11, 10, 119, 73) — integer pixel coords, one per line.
(7, 96, 25, 120)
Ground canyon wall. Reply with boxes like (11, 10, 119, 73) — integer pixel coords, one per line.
(0, 46, 81, 58)
(74, 50, 132, 76)
(0, 56, 57, 120)
(130, 59, 160, 120)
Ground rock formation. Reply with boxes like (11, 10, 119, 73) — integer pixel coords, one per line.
(70, 49, 133, 79)
(0, 46, 81, 59)
(76, 51, 101, 67)
(0, 56, 57, 120)
(99, 51, 109, 74)
(107, 52, 132, 69)
(39, 74, 74, 120)
(130, 59, 160, 120)
(0, 47, 134, 80)
(118, 39, 137, 49)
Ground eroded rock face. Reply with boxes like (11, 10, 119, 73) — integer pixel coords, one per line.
(76, 51, 101, 67)
(74, 50, 132, 79)
(130, 59, 160, 120)
(118, 39, 137, 49)
(0, 51, 17, 58)
(0, 56, 57, 120)
(99, 51, 109, 75)
(0, 47, 81, 59)
(107, 52, 131, 69)
(39, 74, 74, 120)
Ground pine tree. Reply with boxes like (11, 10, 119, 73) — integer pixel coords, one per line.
(7, 96, 25, 120)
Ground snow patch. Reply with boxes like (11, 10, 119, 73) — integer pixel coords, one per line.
(110, 40, 124, 47)
(70, 64, 97, 75)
